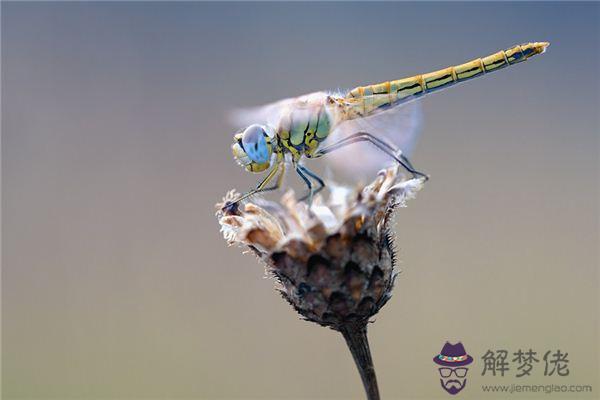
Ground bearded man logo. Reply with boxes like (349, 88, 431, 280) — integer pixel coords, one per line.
(433, 342, 473, 395)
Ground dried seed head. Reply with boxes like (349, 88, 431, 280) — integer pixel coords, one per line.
(216, 166, 424, 331)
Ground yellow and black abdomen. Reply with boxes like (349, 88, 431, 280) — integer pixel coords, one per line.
(345, 42, 549, 117)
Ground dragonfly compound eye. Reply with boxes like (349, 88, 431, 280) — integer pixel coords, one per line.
(241, 124, 271, 164)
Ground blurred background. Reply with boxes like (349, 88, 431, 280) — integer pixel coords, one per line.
(2, 2, 598, 399)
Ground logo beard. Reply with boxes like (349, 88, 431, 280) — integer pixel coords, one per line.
(440, 378, 467, 395)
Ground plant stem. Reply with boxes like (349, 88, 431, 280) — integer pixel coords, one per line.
(340, 324, 380, 400)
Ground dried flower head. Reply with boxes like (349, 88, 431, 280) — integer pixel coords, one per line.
(216, 166, 425, 400)
(216, 166, 424, 330)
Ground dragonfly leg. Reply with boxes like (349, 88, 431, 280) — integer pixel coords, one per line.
(295, 164, 314, 205)
(297, 165, 325, 203)
(261, 162, 286, 193)
(222, 162, 283, 213)
(398, 152, 416, 170)
(310, 131, 398, 156)
(314, 132, 429, 181)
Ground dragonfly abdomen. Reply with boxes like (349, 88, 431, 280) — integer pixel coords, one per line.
(345, 42, 549, 117)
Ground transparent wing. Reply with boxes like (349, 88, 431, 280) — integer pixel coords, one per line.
(323, 98, 423, 180)
(228, 91, 329, 129)
(229, 98, 291, 128)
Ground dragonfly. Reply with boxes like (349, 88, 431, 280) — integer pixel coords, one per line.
(225, 42, 549, 210)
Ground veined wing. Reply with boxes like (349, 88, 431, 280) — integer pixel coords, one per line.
(229, 91, 330, 129)
(324, 97, 423, 180)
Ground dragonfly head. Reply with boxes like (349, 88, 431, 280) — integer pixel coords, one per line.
(232, 124, 275, 173)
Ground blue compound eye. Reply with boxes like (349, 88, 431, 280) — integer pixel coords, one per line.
(242, 124, 270, 164)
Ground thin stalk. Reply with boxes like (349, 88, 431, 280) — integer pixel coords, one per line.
(340, 324, 380, 400)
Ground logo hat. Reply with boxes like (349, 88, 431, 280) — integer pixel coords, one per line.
(433, 342, 473, 367)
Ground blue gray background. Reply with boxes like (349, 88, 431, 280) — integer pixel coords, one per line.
(3, 2, 598, 399)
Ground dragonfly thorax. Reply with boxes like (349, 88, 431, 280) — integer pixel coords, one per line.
(276, 100, 334, 160)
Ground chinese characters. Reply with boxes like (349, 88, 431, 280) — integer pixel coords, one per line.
(481, 349, 569, 377)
